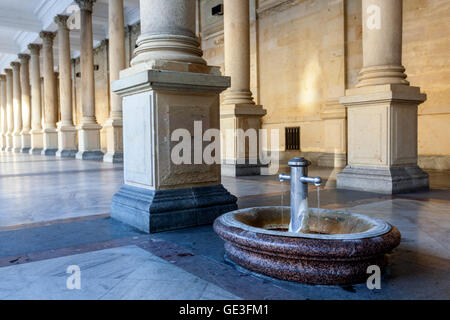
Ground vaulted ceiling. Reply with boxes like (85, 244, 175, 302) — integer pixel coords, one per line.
(0, 0, 140, 73)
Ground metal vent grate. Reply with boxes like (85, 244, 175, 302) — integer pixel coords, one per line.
(285, 127, 300, 150)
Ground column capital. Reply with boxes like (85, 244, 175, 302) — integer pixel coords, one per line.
(39, 31, 56, 45)
(4, 68, 12, 75)
(75, 0, 96, 12)
(10, 61, 20, 70)
(54, 14, 70, 29)
(18, 54, 31, 64)
(28, 43, 42, 54)
(0, 74, 5, 81)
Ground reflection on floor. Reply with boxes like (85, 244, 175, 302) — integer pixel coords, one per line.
(0, 151, 449, 299)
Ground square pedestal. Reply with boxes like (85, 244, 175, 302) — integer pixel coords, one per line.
(110, 68, 237, 233)
(103, 119, 123, 163)
(56, 127, 78, 158)
(220, 104, 267, 176)
(30, 130, 43, 154)
(20, 133, 31, 153)
(6, 134, 13, 151)
(76, 124, 103, 160)
(42, 129, 58, 155)
(337, 84, 428, 194)
(12, 134, 22, 153)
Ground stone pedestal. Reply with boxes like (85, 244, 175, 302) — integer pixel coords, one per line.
(111, 70, 237, 233)
(103, 118, 123, 163)
(56, 125, 77, 158)
(318, 99, 347, 168)
(30, 130, 43, 154)
(42, 128, 58, 155)
(75, 123, 103, 160)
(220, 104, 267, 176)
(337, 84, 428, 194)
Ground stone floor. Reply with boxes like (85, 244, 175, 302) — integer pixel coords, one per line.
(0, 151, 449, 300)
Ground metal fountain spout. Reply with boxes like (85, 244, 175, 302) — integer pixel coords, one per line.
(279, 157, 322, 232)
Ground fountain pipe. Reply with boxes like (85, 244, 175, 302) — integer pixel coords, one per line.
(279, 157, 322, 231)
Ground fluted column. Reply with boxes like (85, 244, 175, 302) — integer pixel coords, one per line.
(4, 69, 13, 151)
(28, 44, 44, 154)
(11, 62, 22, 153)
(74, 0, 103, 160)
(221, 0, 266, 176)
(18, 54, 31, 153)
(103, 0, 125, 163)
(0, 75, 6, 150)
(357, 0, 408, 88)
(40, 31, 58, 155)
(338, 0, 428, 194)
(55, 15, 77, 158)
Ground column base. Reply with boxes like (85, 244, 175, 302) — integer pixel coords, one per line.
(337, 165, 429, 194)
(56, 126, 78, 158)
(42, 128, 58, 156)
(29, 148, 43, 155)
(20, 132, 31, 153)
(76, 150, 104, 160)
(104, 118, 123, 163)
(103, 151, 123, 163)
(111, 184, 238, 233)
(42, 149, 57, 156)
(318, 153, 347, 168)
(221, 162, 267, 177)
(12, 134, 22, 153)
(56, 149, 78, 158)
(76, 123, 103, 161)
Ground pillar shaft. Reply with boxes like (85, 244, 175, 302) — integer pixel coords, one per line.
(40, 31, 58, 155)
(28, 44, 44, 154)
(77, 0, 96, 122)
(130, 0, 205, 68)
(0, 75, 6, 150)
(11, 62, 22, 152)
(357, 0, 408, 87)
(55, 15, 74, 126)
(40, 32, 57, 129)
(104, 0, 125, 163)
(18, 54, 32, 153)
(75, 0, 103, 160)
(223, 0, 253, 104)
(4, 69, 13, 151)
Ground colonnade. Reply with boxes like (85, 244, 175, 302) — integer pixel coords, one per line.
(0, 0, 125, 162)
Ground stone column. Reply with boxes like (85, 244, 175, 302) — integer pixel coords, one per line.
(10, 62, 22, 153)
(18, 54, 31, 153)
(55, 15, 77, 158)
(110, 0, 237, 233)
(0, 75, 6, 150)
(103, 0, 125, 163)
(40, 31, 58, 155)
(221, 0, 266, 176)
(4, 69, 13, 151)
(74, 0, 103, 160)
(28, 44, 44, 154)
(337, 0, 428, 194)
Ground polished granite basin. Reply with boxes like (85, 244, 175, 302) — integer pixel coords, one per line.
(214, 206, 401, 285)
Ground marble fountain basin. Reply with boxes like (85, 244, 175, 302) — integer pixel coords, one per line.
(213, 206, 401, 285)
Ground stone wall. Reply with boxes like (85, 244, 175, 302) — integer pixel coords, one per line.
(199, 0, 450, 170)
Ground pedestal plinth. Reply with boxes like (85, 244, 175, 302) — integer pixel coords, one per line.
(103, 118, 123, 163)
(75, 123, 103, 160)
(42, 128, 58, 155)
(110, 68, 237, 233)
(220, 104, 267, 176)
(20, 132, 31, 153)
(337, 84, 429, 194)
(56, 125, 78, 158)
(30, 129, 43, 154)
